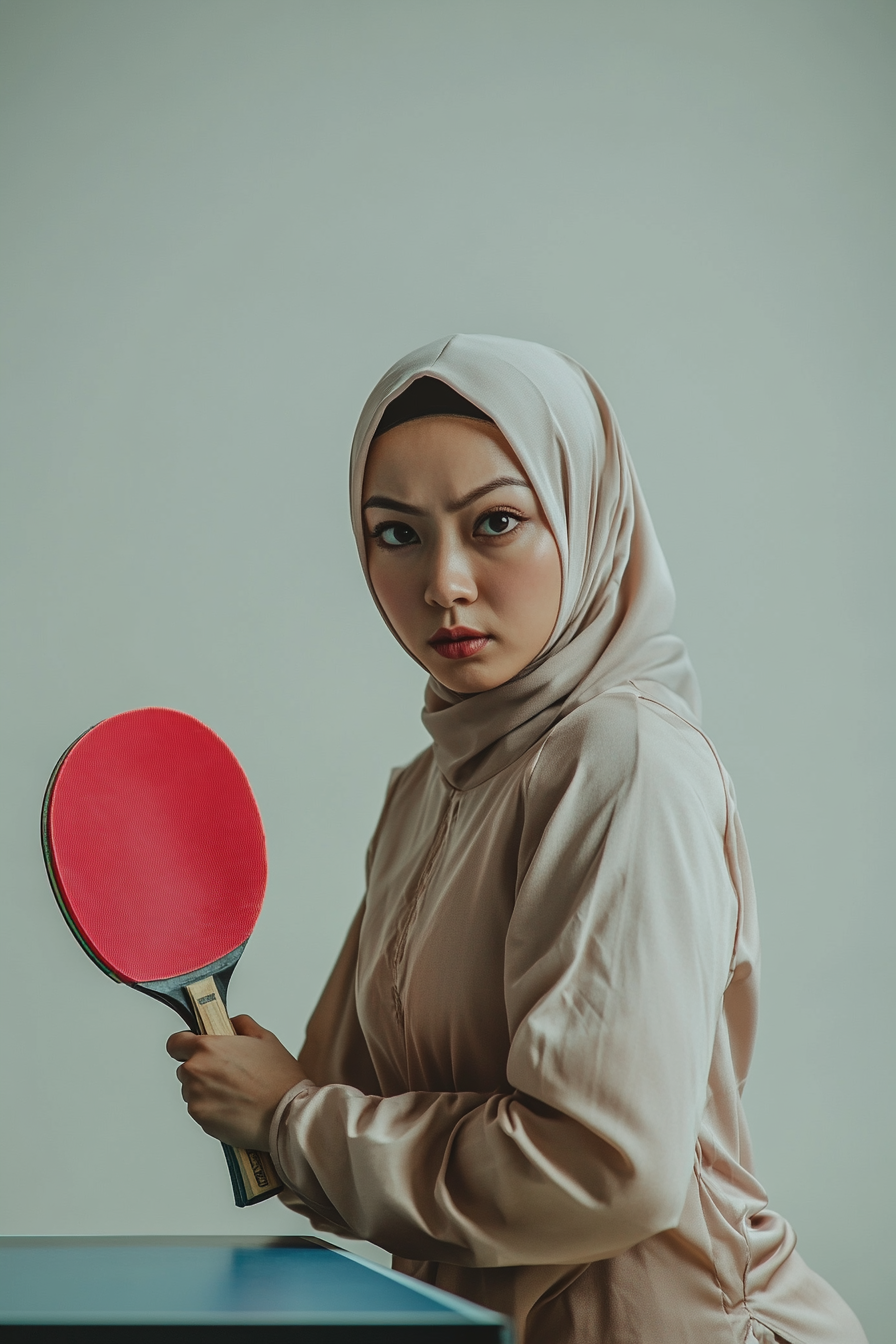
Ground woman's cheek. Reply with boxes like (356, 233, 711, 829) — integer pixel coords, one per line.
(490, 535, 562, 632)
(368, 557, 420, 644)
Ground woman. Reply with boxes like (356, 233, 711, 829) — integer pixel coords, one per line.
(169, 336, 866, 1343)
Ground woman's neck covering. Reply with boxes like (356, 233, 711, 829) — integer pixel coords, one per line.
(350, 334, 700, 790)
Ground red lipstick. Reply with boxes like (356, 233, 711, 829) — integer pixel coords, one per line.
(428, 625, 491, 660)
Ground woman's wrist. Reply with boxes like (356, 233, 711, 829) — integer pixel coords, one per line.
(267, 1079, 316, 1176)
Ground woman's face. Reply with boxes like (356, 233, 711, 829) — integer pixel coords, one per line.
(362, 416, 562, 694)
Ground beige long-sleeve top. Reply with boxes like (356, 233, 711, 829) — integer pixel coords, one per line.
(269, 682, 865, 1344)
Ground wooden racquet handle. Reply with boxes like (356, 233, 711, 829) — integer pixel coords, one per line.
(185, 976, 284, 1207)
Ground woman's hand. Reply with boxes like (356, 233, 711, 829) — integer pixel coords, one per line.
(166, 1015, 306, 1151)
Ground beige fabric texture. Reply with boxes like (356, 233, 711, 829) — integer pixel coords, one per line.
(270, 337, 866, 1344)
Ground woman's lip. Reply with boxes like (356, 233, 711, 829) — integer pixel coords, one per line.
(428, 627, 491, 660)
(429, 626, 487, 643)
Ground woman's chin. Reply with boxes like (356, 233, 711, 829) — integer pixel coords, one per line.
(422, 650, 518, 695)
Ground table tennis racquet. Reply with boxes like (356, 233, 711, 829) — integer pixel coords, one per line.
(40, 706, 283, 1207)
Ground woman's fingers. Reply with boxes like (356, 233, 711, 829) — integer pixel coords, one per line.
(164, 1019, 306, 1150)
(166, 1030, 199, 1061)
(230, 1013, 267, 1039)
(166, 1016, 267, 1057)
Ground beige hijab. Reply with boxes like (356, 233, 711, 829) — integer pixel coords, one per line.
(350, 334, 699, 790)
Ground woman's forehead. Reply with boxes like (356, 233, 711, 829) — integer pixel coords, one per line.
(362, 416, 530, 492)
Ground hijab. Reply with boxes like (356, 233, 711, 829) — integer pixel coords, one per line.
(349, 334, 700, 790)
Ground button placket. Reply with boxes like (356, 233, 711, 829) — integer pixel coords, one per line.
(390, 789, 460, 1029)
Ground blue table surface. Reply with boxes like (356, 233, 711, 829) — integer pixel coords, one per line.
(0, 1237, 508, 1329)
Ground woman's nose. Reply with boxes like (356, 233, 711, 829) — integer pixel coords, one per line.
(424, 539, 477, 609)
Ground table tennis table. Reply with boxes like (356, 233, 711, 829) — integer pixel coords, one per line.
(0, 1237, 512, 1341)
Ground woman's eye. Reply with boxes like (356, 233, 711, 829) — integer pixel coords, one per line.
(375, 522, 420, 548)
(476, 511, 522, 537)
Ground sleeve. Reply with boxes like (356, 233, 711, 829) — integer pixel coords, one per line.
(275, 770, 407, 1227)
(293, 763, 407, 1092)
(270, 697, 741, 1267)
(294, 897, 380, 1093)
(274, 896, 382, 1231)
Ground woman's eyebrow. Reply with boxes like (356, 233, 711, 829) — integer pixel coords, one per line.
(362, 494, 426, 516)
(363, 476, 531, 516)
(447, 476, 531, 512)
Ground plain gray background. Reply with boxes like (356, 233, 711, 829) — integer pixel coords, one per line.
(1, 1, 892, 1338)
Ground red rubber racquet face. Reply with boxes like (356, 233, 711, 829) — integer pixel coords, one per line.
(44, 708, 267, 984)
